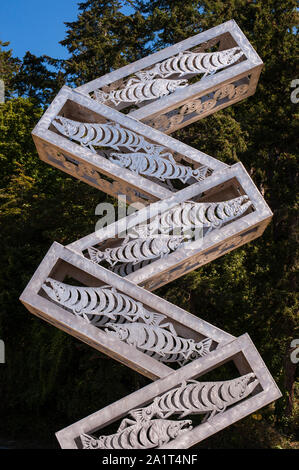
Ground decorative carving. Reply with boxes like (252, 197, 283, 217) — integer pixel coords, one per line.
(42, 278, 165, 326)
(109, 150, 208, 183)
(52, 117, 209, 186)
(105, 322, 212, 365)
(93, 78, 188, 106)
(80, 373, 258, 449)
(128, 195, 252, 239)
(145, 80, 250, 132)
(112, 259, 153, 277)
(136, 47, 244, 80)
(42, 143, 153, 205)
(80, 418, 192, 449)
(129, 373, 259, 422)
(90, 47, 244, 108)
(88, 236, 184, 267)
(52, 116, 163, 154)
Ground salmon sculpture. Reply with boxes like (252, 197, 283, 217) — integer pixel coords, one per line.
(41, 278, 165, 326)
(105, 322, 212, 366)
(128, 373, 259, 423)
(92, 46, 244, 106)
(80, 418, 193, 449)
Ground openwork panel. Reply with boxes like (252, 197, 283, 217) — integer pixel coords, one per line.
(20, 243, 234, 381)
(55, 335, 281, 449)
(75, 20, 263, 130)
(32, 87, 227, 203)
(68, 163, 272, 291)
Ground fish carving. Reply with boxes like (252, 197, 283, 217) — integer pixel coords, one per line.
(88, 236, 184, 267)
(109, 151, 208, 183)
(42, 278, 165, 326)
(137, 47, 244, 80)
(105, 322, 212, 366)
(93, 77, 188, 106)
(80, 418, 192, 449)
(129, 373, 259, 422)
(128, 195, 252, 239)
(52, 116, 163, 154)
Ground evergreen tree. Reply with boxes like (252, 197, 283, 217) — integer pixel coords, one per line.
(59, 0, 150, 86)
(0, 41, 21, 99)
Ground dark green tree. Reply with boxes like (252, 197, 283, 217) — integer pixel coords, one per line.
(59, 0, 151, 86)
(0, 41, 21, 99)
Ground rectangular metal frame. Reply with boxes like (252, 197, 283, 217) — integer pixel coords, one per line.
(19, 242, 235, 381)
(68, 162, 272, 291)
(32, 86, 227, 205)
(55, 334, 281, 449)
(76, 20, 263, 134)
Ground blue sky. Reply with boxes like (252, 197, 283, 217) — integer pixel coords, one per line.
(0, 1, 134, 60)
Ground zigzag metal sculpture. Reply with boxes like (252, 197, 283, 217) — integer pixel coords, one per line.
(21, 20, 278, 450)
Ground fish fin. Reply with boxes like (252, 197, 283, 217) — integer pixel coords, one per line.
(151, 312, 167, 326)
(93, 90, 109, 104)
(88, 247, 104, 263)
(198, 338, 213, 356)
(80, 433, 98, 449)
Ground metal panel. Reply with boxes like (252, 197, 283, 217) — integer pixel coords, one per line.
(75, 20, 263, 133)
(55, 334, 281, 449)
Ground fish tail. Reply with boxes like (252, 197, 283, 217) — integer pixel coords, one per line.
(88, 247, 105, 263)
(80, 433, 99, 449)
(199, 338, 213, 355)
(192, 165, 208, 181)
(93, 89, 110, 103)
(151, 312, 167, 326)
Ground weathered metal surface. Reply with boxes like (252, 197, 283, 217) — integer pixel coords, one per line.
(68, 163, 272, 291)
(32, 86, 226, 205)
(75, 20, 263, 133)
(19, 242, 235, 381)
(55, 334, 281, 449)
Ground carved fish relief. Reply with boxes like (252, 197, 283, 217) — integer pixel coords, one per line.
(111, 259, 153, 277)
(52, 116, 163, 154)
(109, 151, 208, 183)
(88, 236, 184, 267)
(52, 116, 208, 186)
(137, 47, 244, 81)
(93, 77, 188, 106)
(42, 278, 165, 326)
(80, 418, 192, 449)
(129, 373, 259, 423)
(128, 195, 252, 239)
(105, 322, 212, 365)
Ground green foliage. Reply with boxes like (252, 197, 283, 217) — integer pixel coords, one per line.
(0, 41, 21, 98)
(0, 0, 297, 448)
